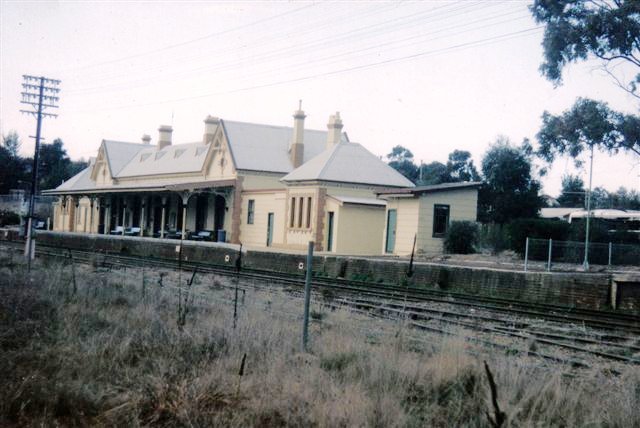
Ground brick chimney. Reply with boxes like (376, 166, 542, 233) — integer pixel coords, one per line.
(141, 134, 151, 145)
(203, 115, 219, 144)
(290, 101, 306, 168)
(157, 125, 173, 150)
(326, 112, 343, 149)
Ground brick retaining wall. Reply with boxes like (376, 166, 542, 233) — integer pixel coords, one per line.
(4, 231, 628, 313)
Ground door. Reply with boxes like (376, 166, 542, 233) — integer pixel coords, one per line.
(266, 213, 274, 247)
(327, 211, 334, 252)
(385, 209, 397, 253)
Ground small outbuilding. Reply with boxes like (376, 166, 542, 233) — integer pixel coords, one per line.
(376, 182, 481, 256)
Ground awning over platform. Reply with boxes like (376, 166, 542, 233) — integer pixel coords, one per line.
(43, 179, 236, 196)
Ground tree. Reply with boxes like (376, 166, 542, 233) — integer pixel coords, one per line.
(479, 137, 543, 224)
(609, 186, 640, 210)
(537, 98, 640, 162)
(386, 145, 418, 183)
(3, 131, 21, 158)
(0, 132, 28, 194)
(590, 186, 611, 208)
(531, 0, 640, 160)
(557, 174, 585, 207)
(36, 138, 89, 191)
(418, 161, 450, 185)
(446, 150, 480, 182)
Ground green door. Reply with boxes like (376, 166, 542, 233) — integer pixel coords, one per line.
(266, 213, 274, 247)
(385, 209, 397, 253)
(327, 212, 335, 252)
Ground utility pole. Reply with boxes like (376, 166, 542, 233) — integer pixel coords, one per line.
(20, 75, 61, 271)
(583, 145, 594, 271)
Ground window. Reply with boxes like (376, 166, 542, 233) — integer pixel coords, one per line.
(290, 198, 296, 227)
(432, 204, 450, 237)
(306, 197, 312, 228)
(247, 199, 255, 224)
(297, 197, 304, 228)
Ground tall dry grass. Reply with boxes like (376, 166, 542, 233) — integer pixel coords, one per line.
(0, 251, 638, 427)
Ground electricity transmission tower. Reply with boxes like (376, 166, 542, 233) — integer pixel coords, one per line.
(20, 75, 61, 271)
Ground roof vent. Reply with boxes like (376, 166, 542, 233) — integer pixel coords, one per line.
(141, 134, 151, 145)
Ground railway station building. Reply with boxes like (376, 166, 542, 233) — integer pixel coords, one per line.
(44, 106, 480, 255)
(44, 106, 415, 254)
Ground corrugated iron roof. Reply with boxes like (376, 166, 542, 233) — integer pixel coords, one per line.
(330, 195, 387, 206)
(102, 140, 146, 176)
(281, 142, 414, 188)
(377, 181, 481, 196)
(116, 142, 210, 177)
(222, 120, 347, 173)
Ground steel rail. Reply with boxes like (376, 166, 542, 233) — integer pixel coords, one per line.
(2, 241, 638, 333)
(3, 242, 636, 367)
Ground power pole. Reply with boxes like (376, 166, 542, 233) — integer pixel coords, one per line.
(582, 145, 594, 271)
(20, 75, 61, 271)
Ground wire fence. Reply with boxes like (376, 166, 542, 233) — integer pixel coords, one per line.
(525, 238, 640, 271)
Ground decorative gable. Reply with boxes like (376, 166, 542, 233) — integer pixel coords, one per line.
(203, 125, 236, 180)
(90, 142, 114, 185)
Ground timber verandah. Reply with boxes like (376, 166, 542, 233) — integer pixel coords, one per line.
(48, 179, 238, 242)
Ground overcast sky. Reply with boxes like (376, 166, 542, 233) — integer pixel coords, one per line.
(1, 0, 638, 196)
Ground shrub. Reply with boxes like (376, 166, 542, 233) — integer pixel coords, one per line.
(477, 223, 508, 254)
(568, 219, 639, 244)
(444, 221, 478, 254)
(0, 210, 21, 227)
(506, 218, 570, 253)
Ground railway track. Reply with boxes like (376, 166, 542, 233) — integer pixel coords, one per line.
(2, 240, 638, 332)
(2, 241, 639, 367)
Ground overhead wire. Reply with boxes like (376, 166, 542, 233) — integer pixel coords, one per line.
(63, 1, 477, 94)
(54, 2, 320, 73)
(65, 25, 543, 114)
(64, 1, 401, 85)
(64, 1, 508, 98)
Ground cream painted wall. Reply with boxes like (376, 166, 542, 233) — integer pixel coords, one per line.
(417, 188, 478, 254)
(239, 190, 286, 247)
(324, 184, 379, 199)
(241, 173, 286, 191)
(383, 188, 479, 256)
(323, 197, 341, 252)
(53, 196, 100, 233)
(205, 148, 236, 180)
(332, 203, 385, 255)
(186, 196, 198, 231)
(285, 186, 318, 249)
(383, 198, 420, 255)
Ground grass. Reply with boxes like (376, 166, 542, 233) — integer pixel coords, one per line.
(0, 250, 639, 427)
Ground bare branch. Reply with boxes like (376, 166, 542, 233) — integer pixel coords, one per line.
(594, 52, 640, 69)
(601, 64, 640, 101)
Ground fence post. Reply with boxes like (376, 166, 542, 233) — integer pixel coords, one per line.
(547, 239, 552, 272)
(608, 242, 612, 267)
(302, 241, 314, 352)
(524, 237, 529, 272)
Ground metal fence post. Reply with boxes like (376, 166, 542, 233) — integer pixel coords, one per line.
(302, 241, 314, 352)
(547, 239, 553, 272)
(524, 237, 529, 272)
(608, 242, 612, 267)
